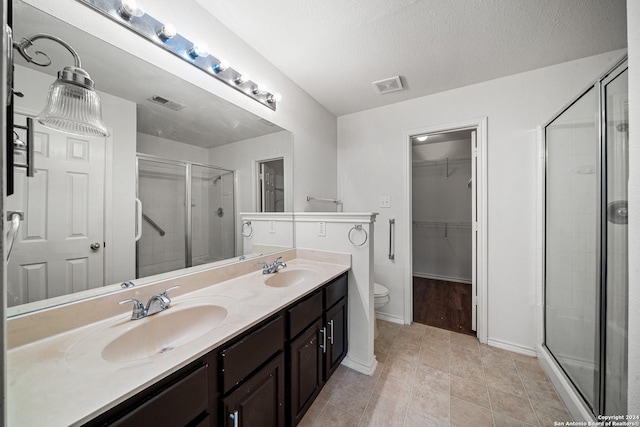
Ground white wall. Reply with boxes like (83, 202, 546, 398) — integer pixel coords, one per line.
(25, 0, 338, 212)
(209, 131, 294, 214)
(137, 133, 210, 164)
(14, 65, 137, 286)
(337, 50, 625, 351)
(626, 0, 640, 414)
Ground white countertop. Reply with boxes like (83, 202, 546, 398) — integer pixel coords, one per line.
(7, 257, 350, 427)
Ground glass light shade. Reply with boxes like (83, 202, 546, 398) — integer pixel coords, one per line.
(37, 79, 109, 137)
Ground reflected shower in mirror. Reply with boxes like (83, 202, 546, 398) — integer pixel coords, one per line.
(7, 0, 294, 315)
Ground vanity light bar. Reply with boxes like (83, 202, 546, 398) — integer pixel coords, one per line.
(77, 0, 280, 110)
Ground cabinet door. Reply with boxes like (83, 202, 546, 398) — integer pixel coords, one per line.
(289, 319, 323, 426)
(223, 353, 285, 427)
(324, 298, 348, 380)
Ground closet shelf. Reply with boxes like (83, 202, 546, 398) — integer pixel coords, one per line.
(412, 157, 471, 167)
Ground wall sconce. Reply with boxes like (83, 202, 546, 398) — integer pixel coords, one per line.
(13, 33, 109, 137)
(78, 0, 281, 110)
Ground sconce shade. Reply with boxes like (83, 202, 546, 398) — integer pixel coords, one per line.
(37, 67, 109, 137)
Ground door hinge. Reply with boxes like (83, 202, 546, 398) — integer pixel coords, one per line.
(472, 148, 478, 157)
(472, 295, 478, 306)
(473, 222, 479, 232)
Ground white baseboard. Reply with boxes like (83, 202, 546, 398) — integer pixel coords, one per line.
(537, 345, 595, 422)
(375, 311, 405, 325)
(487, 338, 536, 357)
(342, 355, 379, 376)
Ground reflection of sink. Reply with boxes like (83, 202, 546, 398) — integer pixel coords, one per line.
(264, 268, 319, 288)
(102, 304, 228, 363)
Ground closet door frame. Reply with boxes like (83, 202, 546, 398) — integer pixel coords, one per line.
(403, 117, 488, 344)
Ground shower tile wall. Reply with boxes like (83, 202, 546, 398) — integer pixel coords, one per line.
(545, 88, 599, 406)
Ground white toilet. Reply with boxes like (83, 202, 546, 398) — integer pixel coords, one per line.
(374, 282, 390, 338)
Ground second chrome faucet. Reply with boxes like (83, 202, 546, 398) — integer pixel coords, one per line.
(119, 285, 180, 320)
(260, 257, 287, 274)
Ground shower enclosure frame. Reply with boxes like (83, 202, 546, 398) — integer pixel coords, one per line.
(541, 56, 628, 418)
(135, 153, 236, 278)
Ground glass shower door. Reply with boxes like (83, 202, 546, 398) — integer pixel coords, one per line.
(545, 87, 600, 410)
(603, 67, 628, 415)
(136, 158, 187, 278)
(545, 59, 628, 416)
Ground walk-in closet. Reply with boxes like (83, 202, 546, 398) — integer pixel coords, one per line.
(412, 130, 475, 335)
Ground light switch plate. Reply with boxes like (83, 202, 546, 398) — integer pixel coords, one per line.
(379, 196, 391, 208)
(318, 221, 326, 237)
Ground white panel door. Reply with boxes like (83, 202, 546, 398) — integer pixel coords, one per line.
(260, 163, 276, 212)
(7, 115, 105, 306)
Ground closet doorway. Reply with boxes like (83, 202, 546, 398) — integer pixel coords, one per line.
(408, 124, 485, 338)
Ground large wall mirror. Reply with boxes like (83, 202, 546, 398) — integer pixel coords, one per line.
(7, 0, 294, 316)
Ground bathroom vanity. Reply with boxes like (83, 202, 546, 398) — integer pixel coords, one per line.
(7, 250, 351, 427)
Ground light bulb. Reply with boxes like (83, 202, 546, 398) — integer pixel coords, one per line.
(267, 93, 282, 103)
(253, 84, 269, 95)
(234, 74, 251, 85)
(188, 43, 209, 59)
(416, 135, 428, 142)
(157, 23, 176, 41)
(213, 59, 229, 73)
(119, 0, 142, 19)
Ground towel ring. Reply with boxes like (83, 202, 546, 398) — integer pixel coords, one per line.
(348, 224, 367, 247)
(242, 221, 253, 237)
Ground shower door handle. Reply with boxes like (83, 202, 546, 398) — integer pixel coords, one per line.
(134, 198, 142, 241)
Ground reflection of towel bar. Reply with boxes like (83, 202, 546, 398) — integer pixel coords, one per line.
(142, 213, 166, 236)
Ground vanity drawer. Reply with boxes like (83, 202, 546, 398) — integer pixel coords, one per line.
(110, 363, 209, 427)
(221, 315, 284, 394)
(324, 273, 348, 309)
(287, 290, 323, 339)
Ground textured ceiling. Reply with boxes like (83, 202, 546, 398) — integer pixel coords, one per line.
(195, 0, 627, 116)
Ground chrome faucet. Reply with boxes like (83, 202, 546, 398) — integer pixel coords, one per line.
(119, 285, 180, 320)
(260, 257, 287, 274)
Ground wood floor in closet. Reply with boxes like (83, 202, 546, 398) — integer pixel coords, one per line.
(413, 276, 475, 336)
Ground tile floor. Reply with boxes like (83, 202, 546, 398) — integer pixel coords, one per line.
(299, 320, 572, 427)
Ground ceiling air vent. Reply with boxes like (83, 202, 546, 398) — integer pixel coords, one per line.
(372, 76, 404, 94)
(147, 95, 186, 111)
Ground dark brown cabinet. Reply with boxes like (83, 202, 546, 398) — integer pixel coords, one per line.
(288, 273, 348, 426)
(223, 354, 286, 427)
(84, 350, 219, 427)
(324, 297, 347, 379)
(288, 318, 324, 425)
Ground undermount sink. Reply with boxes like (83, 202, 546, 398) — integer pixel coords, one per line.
(102, 304, 228, 363)
(65, 297, 234, 367)
(264, 268, 319, 288)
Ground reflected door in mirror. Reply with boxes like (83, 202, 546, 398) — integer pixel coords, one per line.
(7, 114, 106, 307)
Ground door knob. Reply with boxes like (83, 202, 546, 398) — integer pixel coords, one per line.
(90, 242, 101, 250)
